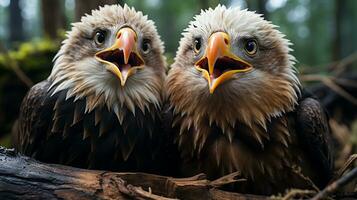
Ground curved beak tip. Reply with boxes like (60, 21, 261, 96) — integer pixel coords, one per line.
(120, 80, 126, 87)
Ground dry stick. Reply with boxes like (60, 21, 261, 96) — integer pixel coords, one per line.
(300, 74, 357, 88)
(0, 42, 33, 88)
(336, 154, 357, 179)
(334, 77, 357, 88)
(103, 174, 176, 200)
(300, 74, 357, 106)
(312, 167, 357, 200)
(299, 74, 330, 82)
(298, 51, 357, 74)
(129, 186, 178, 200)
(291, 166, 320, 192)
(333, 51, 357, 75)
(281, 189, 315, 200)
(210, 171, 246, 188)
(321, 77, 357, 105)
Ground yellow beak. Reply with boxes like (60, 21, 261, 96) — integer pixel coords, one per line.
(195, 32, 253, 93)
(95, 27, 144, 86)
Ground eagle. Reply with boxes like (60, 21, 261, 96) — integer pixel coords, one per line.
(166, 5, 334, 194)
(13, 4, 168, 173)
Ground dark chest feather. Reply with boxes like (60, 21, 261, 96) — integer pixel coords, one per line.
(175, 115, 295, 175)
(18, 82, 164, 172)
(172, 107, 332, 194)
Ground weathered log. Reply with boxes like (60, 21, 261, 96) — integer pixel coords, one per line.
(0, 147, 356, 199)
(0, 147, 269, 200)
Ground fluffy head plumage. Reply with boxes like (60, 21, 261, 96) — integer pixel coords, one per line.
(167, 5, 301, 146)
(49, 4, 166, 121)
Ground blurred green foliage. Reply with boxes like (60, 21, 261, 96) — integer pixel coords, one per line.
(0, 39, 60, 143)
(0, 39, 58, 72)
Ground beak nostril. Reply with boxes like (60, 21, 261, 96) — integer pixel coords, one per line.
(117, 32, 122, 39)
(224, 38, 229, 45)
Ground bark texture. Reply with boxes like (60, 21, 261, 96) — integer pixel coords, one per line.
(0, 147, 268, 200)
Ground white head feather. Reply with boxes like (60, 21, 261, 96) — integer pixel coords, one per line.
(167, 5, 301, 144)
(48, 4, 166, 121)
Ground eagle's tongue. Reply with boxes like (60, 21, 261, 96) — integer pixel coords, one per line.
(210, 68, 222, 86)
(121, 64, 131, 79)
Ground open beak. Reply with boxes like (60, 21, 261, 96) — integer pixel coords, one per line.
(95, 27, 145, 86)
(195, 32, 253, 93)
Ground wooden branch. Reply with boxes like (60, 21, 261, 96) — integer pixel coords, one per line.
(312, 167, 357, 200)
(332, 51, 357, 75)
(0, 147, 269, 200)
(300, 74, 357, 106)
(298, 51, 357, 75)
(0, 147, 355, 199)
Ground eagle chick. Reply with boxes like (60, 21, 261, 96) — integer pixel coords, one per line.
(166, 5, 334, 194)
(14, 4, 167, 173)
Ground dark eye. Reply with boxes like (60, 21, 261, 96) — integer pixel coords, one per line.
(94, 30, 106, 45)
(141, 39, 151, 53)
(194, 38, 201, 53)
(244, 40, 258, 55)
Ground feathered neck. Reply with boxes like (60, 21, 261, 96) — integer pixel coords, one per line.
(167, 65, 301, 147)
(48, 55, 164, 124)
